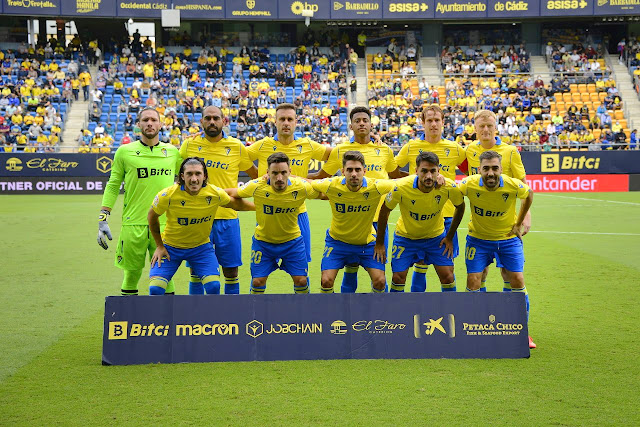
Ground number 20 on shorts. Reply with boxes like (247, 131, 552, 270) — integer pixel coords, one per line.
(251, 250, 262, 264)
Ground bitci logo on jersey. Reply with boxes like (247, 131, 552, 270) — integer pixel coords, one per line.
(137, 168, 172, 178)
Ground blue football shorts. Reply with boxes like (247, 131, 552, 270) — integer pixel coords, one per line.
(250, 236, 308, 278)
(150, 242, 220, 281)
(298, 211, 312, 262)
(443, 216, 459, 258)
(321, 231, 386, 272)
(390, 232, 454, 273)
(465, 235, 525, 274)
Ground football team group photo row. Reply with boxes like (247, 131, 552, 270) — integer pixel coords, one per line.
(97, 104, 532, 307)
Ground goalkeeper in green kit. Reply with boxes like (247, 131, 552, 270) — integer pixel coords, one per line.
(97, 107, 183, 295)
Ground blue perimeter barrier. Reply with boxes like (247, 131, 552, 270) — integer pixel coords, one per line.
(103, 293, 529, 365)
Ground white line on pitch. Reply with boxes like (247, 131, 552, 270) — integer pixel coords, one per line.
(537, 194, 640, 206)
(528, 230, 640, 236)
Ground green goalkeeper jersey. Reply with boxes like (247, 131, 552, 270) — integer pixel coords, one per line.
(101, 140, 182, 226)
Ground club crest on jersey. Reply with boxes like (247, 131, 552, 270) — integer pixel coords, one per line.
(225, 147, 231, 156)
(297, 145, 302, 153)
(473, 152, 478, 157)
(502, 194, 509, 202)
(363, 192, 369, 200)
(292, 191, 298, 199)
(265, 192, 270, 197)
(375, 149, 380, 156)
(444, 148, 450, 156)
(198, 146, 202, 151)
(161, 148, 167, 157)
(117, 256, 122, 263)
(418, 149, 423, 154)
(411, 199, 416, 205)
(337, 192, 342, 197)
(272, 146, 277, 151)
(180, 200, 186, 206)
(476, 192, 481, 198)
(205, 196, 212, 205)
(136, 151, 140, 156)
(435, 195, 441, 204)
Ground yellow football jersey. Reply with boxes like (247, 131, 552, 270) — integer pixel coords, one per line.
(457, 174, 530, 241)
(152, 183, 231, 249)
(237, 177, 319, 244)
(386, 176, 463, 240)
(321, 139, 398, 221)
(395, 138, 466, 217)
(312, 176, 395, 245)
(465, 138, 526, 180)
(321, 139, 397, 179)
(179, 134, 253, 220)
(246, 136, 327, 214)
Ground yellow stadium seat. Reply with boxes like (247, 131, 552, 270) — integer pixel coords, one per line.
(578, 84, 587, 93)
(580, 92, 591, 102)
(614, 110, 624, 120)
(570, 84, 578, 92)
(587, 84, 596, 93)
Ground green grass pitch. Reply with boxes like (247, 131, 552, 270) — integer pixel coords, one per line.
(0, 192, 639, 425)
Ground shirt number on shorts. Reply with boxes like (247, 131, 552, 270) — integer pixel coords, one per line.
(251, 250, 262, 264)
(465, 246, 476, 260)
(323, 246, 334, 258)
(391, 245, 405, 259)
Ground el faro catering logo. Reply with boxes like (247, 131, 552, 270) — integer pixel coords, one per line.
(330, 319, 406, 334)
(5, 156, 79, 172)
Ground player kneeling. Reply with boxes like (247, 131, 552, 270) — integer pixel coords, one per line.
(375, 152, 465, 292)
(226, 152, 320, 294)
(147, 157, 254, 295)
(311, 151, 395, 293)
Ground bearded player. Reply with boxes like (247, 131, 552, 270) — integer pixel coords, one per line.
(97, 107, 182, 295)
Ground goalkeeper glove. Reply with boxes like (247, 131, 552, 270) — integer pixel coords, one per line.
(97, 209, 112, 250)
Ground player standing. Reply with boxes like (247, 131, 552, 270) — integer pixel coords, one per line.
(466, 109, 532, 292)
(458, 151, 536, 349)
(246, 103, 332, 286)
(310, 106, 407, 292)
(97, 107, 182, 296)
(148, 158, 253, 295)
(374, 152, 465, 292)
(395, 105, 467, 292)
(311, 151, 395, 293)
(226, 153, 320, 294)
(179, 105, 258, 295)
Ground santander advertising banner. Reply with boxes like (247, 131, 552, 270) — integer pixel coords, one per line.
(455, 174, 629, 193)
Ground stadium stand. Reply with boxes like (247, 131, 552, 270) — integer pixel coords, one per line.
(0, 50, 74, 152)
(75, 42, 354, 152)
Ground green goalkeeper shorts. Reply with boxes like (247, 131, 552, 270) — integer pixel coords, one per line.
(114, 224, 165, 271)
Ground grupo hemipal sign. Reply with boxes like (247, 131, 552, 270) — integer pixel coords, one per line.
(102, 293, 530, 365)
